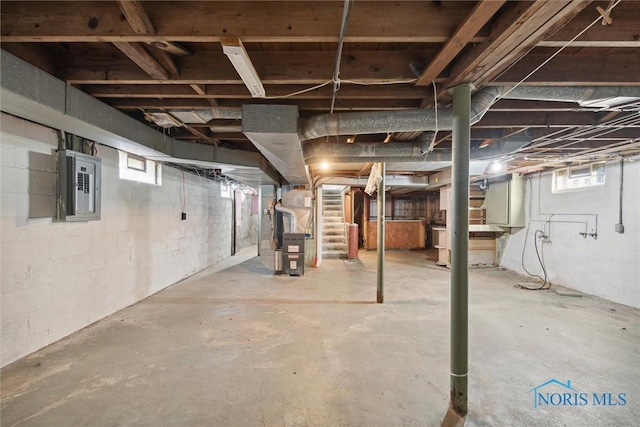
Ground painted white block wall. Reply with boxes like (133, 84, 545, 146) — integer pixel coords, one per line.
(500, 160, 639, 308)
(0, 113, 251, 367)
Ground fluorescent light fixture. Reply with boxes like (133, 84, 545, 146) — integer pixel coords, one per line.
(221, 37, 265, 98)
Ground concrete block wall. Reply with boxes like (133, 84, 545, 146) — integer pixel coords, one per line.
(500, 161, 639, 308)
(1, 113, 252, 366)
(235, 190, 259, 252)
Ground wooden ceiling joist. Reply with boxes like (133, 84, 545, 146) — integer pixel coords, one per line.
(190, 84, 218, 107)
(415, 0, 506, 86)
(2, 0, 638, 171)
(146, 41, 193, 56)
(0, 1, 488, 43)
(539, 0, 640, 48)
(190, 84, 207, 96)
(493, 50, 640, 86)
(60, 50, 436, 85)
(84, 83, 430, 100)
(116, 0, 155, 35)
(147, 47, 179, 77)
(446, 0, 592, 89)
(108, 98, 422, 111)
(112, 42, 170, 80)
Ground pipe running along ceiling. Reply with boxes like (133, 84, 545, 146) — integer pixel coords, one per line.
(240, 86, 640, 182)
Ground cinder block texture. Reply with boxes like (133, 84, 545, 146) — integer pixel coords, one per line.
(500, 161, 640, 308)
(1, 113, 256, 366)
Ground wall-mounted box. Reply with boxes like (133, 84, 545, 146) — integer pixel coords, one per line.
(486, 174, 524, 227)
(56, 149, 102, 222)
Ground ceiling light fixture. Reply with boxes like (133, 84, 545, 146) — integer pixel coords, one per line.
(221, 37, 265, 98)
(320, 161, 330, 171)
(490, 161, 505, 173)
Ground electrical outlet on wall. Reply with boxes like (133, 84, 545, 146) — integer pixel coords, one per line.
(181, 212, 187, 221)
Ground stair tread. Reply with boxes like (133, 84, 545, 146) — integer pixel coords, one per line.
(323, 252, 347, 259)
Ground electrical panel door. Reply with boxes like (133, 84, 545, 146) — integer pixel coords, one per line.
(75, 159, 96, 214)
(57, 149, 102, 222)
(486, 174, 524, 227)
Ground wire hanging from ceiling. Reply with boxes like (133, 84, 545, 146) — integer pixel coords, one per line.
(340, 78, 418, 85)
(330, 0, 355, 114)
(264, 80, 333, 99)
(497, 0, 623, 101)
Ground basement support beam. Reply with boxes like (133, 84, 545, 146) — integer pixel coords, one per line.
(442, 83, 472, 426)
(376, 162, 385, 304)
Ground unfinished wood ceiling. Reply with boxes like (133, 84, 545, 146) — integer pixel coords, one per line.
(2, 0, 639, 180)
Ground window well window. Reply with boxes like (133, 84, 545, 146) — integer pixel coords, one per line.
(553, 162, 605, 192)
(119, 151, 162, 185)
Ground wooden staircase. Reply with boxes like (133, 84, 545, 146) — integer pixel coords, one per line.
(322, 188, 347, 259)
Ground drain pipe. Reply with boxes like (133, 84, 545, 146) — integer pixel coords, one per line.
(616, 158, 625, 233)
(442, 83, 473, 426)
(377, 162, 385, 304)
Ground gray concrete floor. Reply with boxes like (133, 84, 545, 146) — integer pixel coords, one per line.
(1, 247, 639, 427)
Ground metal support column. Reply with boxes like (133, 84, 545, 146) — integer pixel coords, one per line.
(444, 83, 473, 424)
(316, 186, 324, 267)
(257, 188, 262, 256)
(376, 162, 385, 303)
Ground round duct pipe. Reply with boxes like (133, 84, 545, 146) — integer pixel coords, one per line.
(299, 87, 502, 141)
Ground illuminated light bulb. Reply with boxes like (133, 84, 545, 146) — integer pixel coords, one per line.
(490, 161, 505, 172)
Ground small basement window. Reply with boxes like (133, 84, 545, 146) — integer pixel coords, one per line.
(126, 154, 146, 172)
(119, 151, 162, 185)
(553, 162, 605, 192)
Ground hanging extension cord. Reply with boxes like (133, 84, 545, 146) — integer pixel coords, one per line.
(518, 228, 551, 290)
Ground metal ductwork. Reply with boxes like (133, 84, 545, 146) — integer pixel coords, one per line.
(303, 132, 532, 163)
(303, 139, 430, 160)
(298, 85, 640, 142)
(295, 85, 640, 165)
(499, 86, 640, 109)
(0, 49, 280, 187)
(242, 104, 309, 185)
(274, 203, 297, 233)
(299, 87, 502, 141)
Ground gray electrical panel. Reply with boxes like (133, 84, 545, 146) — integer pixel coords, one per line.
(56, 149, 102, 222)
(486, 174, 525, 227)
